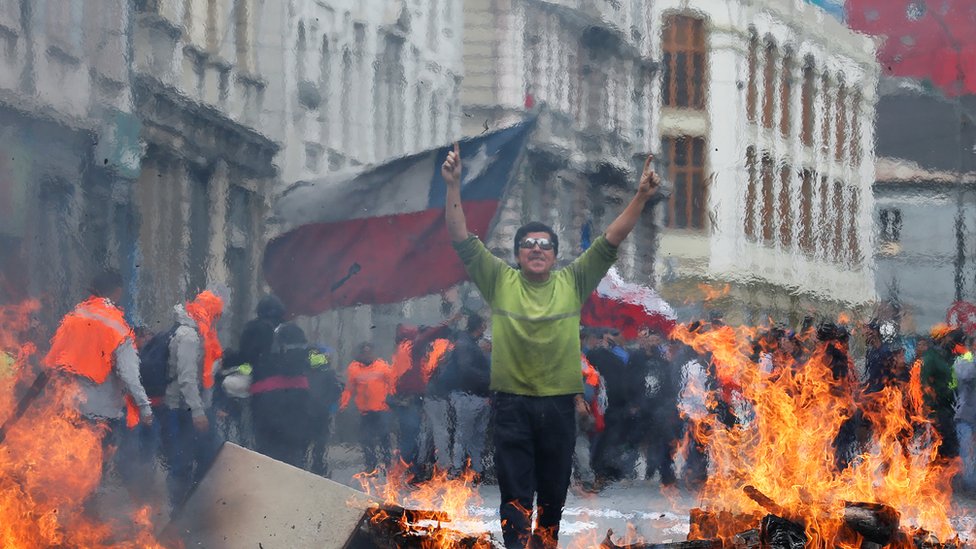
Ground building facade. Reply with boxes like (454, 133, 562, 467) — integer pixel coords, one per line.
(131, 0, 279, 335)
(0, 0, 143, 329)
(259, 0, 464, 184)
(461, 0, 659, 285)
(648, 0, 880, 324)
(259, 0, 465, 360)
(0, 1, 280, 339)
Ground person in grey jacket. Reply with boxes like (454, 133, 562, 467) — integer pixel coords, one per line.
(160, 290, 224, 507)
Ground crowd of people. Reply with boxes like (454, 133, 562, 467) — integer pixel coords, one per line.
(39, 271, 501, 512)
(29, 143, 976, 549)
(33, 267, 976, 549)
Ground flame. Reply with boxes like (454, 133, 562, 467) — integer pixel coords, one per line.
(697, 283, 731, 302)
(672, 322, 959, 547)
(354, 461, 492, 548)
(0, 299, 170, 548)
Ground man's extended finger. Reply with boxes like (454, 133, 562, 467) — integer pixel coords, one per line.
(643, 154, 653, 173)
(453, 142, 460, 155)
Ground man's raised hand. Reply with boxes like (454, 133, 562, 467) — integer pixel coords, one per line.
(442, 142, 462, 188)
(637, 154, 660, 202)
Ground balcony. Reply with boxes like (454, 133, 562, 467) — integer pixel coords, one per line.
(537, 0, 636, 49)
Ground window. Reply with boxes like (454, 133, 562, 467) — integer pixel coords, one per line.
(374, 35, 405, 159)
(662, 136, 707, 230)
(296, 22, 307, 89)
(847, 187, 861, 265)
(205, 0, 220, 54)
(850, 92, 862, 165)
(304, 143, 322, 172)
(818, 176, 831, 256)
(835, 81, 847, 161)
(780, 50, 793, 137)
(832, 181, 844, 263)
(801, 60, 815, 146)
(662, 15, 706, 110)
(745, 147, 758, 240)
(778, 167, 793, 247)
(320, 37, 332, 143)
(880, 208, 902, 243)
(761, 154, 774, 243)
(46, 1, 83, 57)
(820, 74, 832, 152)
(747, 30, 758, 122)
(762, 39, 777, 129)
(340, 49, 353, 148)
(234, 0, 252, 72)
(799, 170, 814, 254)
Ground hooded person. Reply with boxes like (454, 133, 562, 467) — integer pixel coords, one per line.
(305, 343, 343, 476)
(160, 290, 224, 507)
(45, 271, 153, 428)
(250, 322, 312, 468)
(218, 294, 287, 446)
(44, 271, 154, 502)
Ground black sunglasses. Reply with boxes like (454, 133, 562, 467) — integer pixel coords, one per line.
(519, 237, 554, 251)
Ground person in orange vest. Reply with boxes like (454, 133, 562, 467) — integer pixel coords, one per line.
(420, 334, 455, 474)
(340, 342, 394, 473)
(44, 271, 154, 503)
(390, 320, 453, 479)
(159, 289, 224, 507)
(45, 270, 154, 430)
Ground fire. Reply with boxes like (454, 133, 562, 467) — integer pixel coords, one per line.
(697, 283, 731, 302)
(353, 461, 492, 548)
(0, 299, 170, 548)
(672, 322, 959, 547)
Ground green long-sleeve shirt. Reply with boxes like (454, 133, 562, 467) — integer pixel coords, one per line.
(453, 234, 618, 396)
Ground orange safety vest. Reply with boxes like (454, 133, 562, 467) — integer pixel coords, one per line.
(44, 296, 142, 427)
(422, 338, 453, 383)
(340, 359, 394, 412)
(186, 291, 224, 390)
(581, 354, 600, 388)
(45, 297, 132, 383)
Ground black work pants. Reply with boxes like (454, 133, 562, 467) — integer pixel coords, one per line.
(493, 392, 576, 549)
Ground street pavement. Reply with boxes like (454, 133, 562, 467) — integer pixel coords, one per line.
(326, 444, 976, 547)
(88, 441, 976, 547)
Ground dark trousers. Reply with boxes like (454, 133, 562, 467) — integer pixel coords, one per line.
(160, 407, 221, 508)
(254, 422, 306, 468)
(641, 410, 679, 484)
(393, 397, 424, 470)
(592, 407, 639, 482)
(493, 393, 576, 549)
(360, 410, 392, 472)
(935, 407, 960, 459)
(306, 412, 333, 476)
(116, 405, 165, 503)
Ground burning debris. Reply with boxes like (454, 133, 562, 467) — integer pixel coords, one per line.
(164, 443, 498, 548)
(353, 504, 494, 548)
(640, 320, 967, 549)
(0, 300, 166, 548)
(352, 461, 499, 548)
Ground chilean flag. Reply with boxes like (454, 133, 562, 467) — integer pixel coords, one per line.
(263, 118, 536, 316)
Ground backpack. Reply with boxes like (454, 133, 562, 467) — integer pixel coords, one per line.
(139, 324, 179, 399)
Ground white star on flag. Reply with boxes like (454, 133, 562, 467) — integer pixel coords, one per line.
(462, 144, 492, 188)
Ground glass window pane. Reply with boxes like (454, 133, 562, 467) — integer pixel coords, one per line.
(674, 172, 688, 228)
